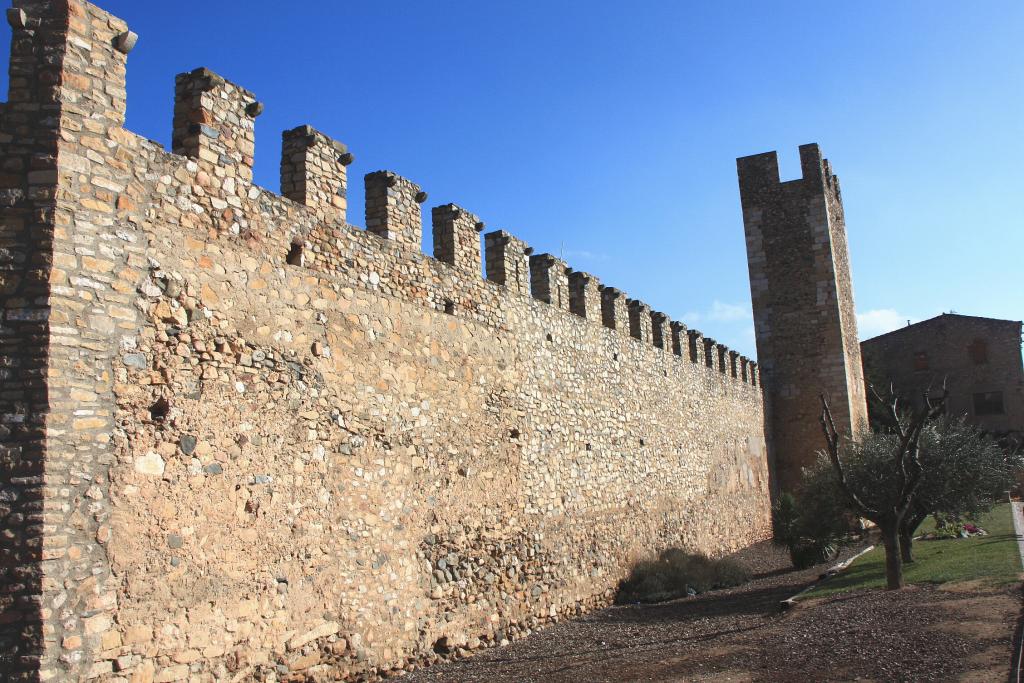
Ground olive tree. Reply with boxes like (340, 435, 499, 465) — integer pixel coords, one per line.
(898, 418, 1020, 563)
(819, 386, 946, 590)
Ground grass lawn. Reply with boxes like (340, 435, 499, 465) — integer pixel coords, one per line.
(804, 503, 1022, 598)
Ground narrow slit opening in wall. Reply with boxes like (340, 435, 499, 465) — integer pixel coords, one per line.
(286, 242, 304, 266)
(639, 438, 645, 446)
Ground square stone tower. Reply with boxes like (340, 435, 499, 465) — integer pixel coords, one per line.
(737, 144, 868, 494)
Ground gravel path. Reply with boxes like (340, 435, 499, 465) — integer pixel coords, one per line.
(399, 541, 1020, 682)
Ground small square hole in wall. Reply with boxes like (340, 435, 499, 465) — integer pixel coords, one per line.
(663, 370, 668, 377)
(149, 397, 170, 421)
(286, 242, 304, 266)
(444, 299, 455, 315)
(639, 438, 646, 446)
(586, 443, 592, 451)
(546, 333, 553, 342)
(612, 353, 619, 361)
(509, 428, 520, 440)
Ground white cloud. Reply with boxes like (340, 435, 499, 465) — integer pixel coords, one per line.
(676, 302, 756, 357)
(709, 301, 749, 322)
(682, 300, 751, 326)
(562, 249, 608, 262)
(857, 309, 913, 339)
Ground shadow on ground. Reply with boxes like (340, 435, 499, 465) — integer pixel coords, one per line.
(400, 542, 1019, 683)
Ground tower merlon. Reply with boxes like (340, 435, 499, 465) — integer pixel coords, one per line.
(600, 286, 628, 333)
(669, 320, 687, 357)
(173, 67, 261, 185)
(281, 125, 351, 220)
(736, 143, 831, 198)
(687, 329, 705, 365)
(626, 298, 653, 344)
(529, 253, 570, 310)
(714, 343, 728, 374)
(365, 170, 426, 249)
(483, 229, 531, 296)
(568, 270, 602, 321)
(650, 311, 669, 352)
(4, 0, 131, 121)
(432, 203, 483, 276)
(702, 337, 717, 369)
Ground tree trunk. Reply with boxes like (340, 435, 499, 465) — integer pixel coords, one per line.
(881, 524, 905, 590)
(899, 511, 927, 564)
(899, 525, 914, 564)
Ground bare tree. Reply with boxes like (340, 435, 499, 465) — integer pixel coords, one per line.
(819, 384, 946, 589)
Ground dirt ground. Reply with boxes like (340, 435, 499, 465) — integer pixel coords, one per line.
(399, 543, 1022, 682)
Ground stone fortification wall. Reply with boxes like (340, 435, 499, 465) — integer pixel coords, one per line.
(0, 2, 771, 680)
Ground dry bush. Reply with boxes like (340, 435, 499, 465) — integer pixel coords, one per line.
(615, 548, 750, 604)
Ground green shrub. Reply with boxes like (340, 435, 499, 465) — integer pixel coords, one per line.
(772, 472, 850, 569)
(615, 548, 750, 604)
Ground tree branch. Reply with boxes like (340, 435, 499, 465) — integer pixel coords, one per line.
(820, 394, 879, 519)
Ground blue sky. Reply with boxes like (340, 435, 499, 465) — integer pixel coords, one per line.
(6, 1, 1022, 357)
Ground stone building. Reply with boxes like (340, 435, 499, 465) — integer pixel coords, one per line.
(0, 1, 772, 680)
(737, 144, 869, 495)
(861, 314, 1024, 440)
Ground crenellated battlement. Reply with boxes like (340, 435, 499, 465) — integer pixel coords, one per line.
(736, 143, 843, 220)
(64, 18, 757, 385)
(29, 10, 757, 385)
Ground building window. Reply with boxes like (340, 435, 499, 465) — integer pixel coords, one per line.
(968, 338, 988, 365)
(913, 351, 929, 371)
(973, 391, 1004, 416)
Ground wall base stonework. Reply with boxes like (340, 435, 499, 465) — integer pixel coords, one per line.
(0, 1, 772, 680)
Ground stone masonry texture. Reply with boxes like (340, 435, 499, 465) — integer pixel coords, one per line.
(0, 2, 771, 680)
(737, 144, 868, 496)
